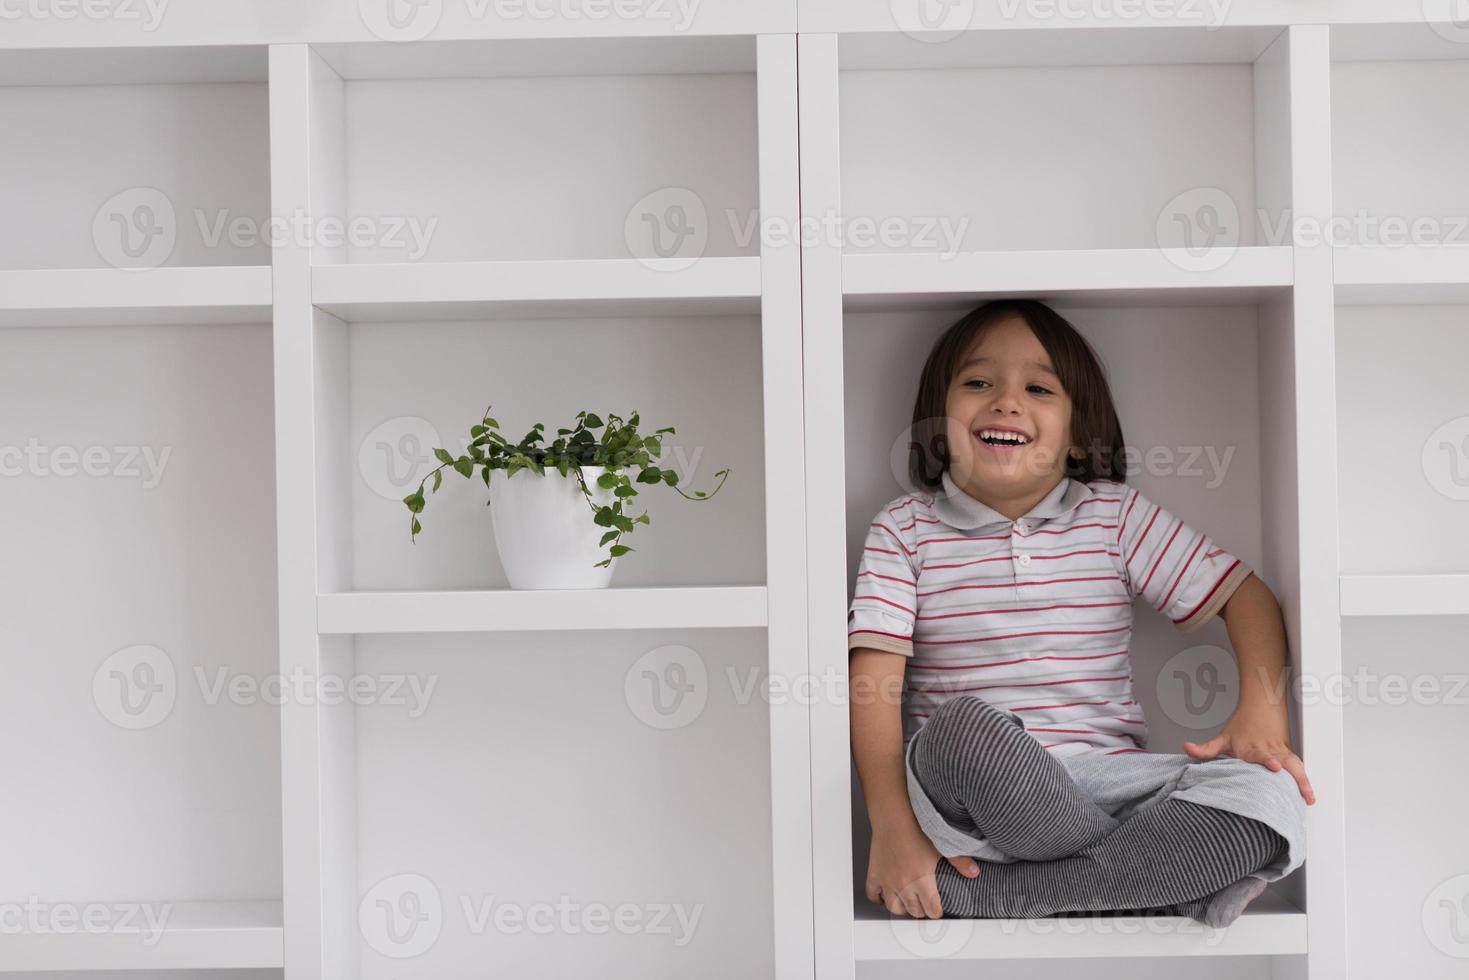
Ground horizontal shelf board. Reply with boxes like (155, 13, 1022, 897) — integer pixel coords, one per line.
(842, 248, 1293, 311)
(805, 6, 1298, 47)
(0, 900, 282, 972)
(318, 586, 769, 633)
(836, 24, 1286, 70)
(0, 266, 273, 327)
(0, 45, 267, 87)
(1341, 574, 1469, 617)
(1333, 245, 1469, 305)
(311, 258, 762, 321)
(313, 35, 755, 80)
(854, 891, 1306, 960)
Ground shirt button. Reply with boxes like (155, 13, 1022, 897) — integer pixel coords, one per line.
(1018, 554, 1031, 566)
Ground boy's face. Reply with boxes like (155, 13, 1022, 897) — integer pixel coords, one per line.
(943, 315, 1075, 502)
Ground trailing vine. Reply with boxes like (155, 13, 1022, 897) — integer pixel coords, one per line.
(404, 405, 730, 568)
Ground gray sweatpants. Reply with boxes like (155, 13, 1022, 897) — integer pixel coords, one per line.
(904, 706, 1307, 884)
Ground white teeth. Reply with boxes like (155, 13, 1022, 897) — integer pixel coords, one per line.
(978, 428, 1029, 445)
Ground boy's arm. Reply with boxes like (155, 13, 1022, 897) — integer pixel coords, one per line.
(849, 647, 923, 836)
(1184, 572, 1317, 805)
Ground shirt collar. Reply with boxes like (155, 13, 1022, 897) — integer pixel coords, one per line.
(932, 471, 1095, 530)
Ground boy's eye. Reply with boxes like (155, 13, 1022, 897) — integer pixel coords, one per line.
(963, 379, 1054, 395)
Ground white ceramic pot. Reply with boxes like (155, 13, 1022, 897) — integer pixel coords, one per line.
(488, 464, 621, 590)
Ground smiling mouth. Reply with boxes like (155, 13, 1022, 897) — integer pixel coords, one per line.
(975, 428, 1031, 448)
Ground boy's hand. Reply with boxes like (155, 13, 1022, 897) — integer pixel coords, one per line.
(1183, 704, 1316, 805)
(866, 828, 980, 918)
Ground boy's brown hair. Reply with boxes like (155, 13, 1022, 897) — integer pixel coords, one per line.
(908, 299, 1126, 491)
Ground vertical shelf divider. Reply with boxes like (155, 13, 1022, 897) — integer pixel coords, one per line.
(796, 31, 854, 980)
(269, 42, 359, 980)
(756, 33, 817, 980)
(1285, 23, 1348, 980)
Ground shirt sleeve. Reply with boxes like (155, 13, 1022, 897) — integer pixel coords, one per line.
(1116, 486, 1253, 634)
(847, 499, 920, 658)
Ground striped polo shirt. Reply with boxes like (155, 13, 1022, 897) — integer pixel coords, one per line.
(847, 470, 1253, 759)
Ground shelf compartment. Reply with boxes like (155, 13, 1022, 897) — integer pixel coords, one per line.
(842, 247, 1293, 311)
(1340, 574, 1469, 618)
(1336, 303, 1469, 576)
(1331, 27, 1469, 258)
(305, 36, 759, 265)
(837, 27, 1289, 254)
(854, 891, 1307, 960)
(1333, 245, 1469, 304)
(0, 900, 283, 972)
(319, 586, 769, 633)
(311, 257, 761, 321)
(0, 266, 272, 327)
(0, 46, 270, 271)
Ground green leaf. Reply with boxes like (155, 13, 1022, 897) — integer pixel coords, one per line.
(403, 492, 425, 513)
(594, 506, 615, 527)
(411, 517, 422, 536)
(485, 417, 500, 428)
(482, 466, 492, 487)
(557, 458, 569, 477)
(431, 470, 442, 492)
(599, 530, 618, 547)
(583, 413, 604, 428)
(608, 544, 632, 557)
(470, 425, 486, 437)
(453, 458, 474, 479)
(596, 472, 619, 489)
(434, 448, 455, 465)
(614, 485, 636, 497)
(636, 513, 650, 525)
(612, 515, 634, 533)
(662, 470, 678, 487)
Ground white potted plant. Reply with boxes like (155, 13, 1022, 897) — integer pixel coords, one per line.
(403, 406, 729, 590)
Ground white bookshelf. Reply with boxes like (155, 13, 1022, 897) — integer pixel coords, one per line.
(0, 42, 283, 980)
(800, 19, 1344, 980)
(0, 902, 284, 973)
(6, 3, 1466, 979)
(855, 890, 1307, 961)
(1329, 25, 1469, 980)
(267, 28, 806, 980)
(317, 586, 770, 634)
